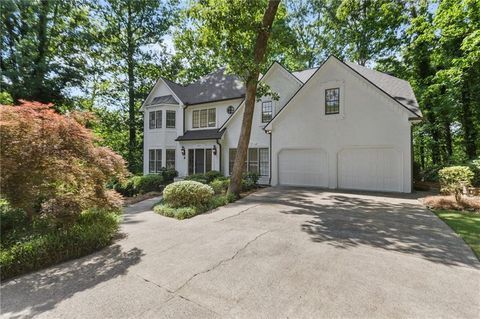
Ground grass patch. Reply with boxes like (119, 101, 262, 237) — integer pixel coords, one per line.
(0, 209, 121, 280)
(434, 210, 480, 259)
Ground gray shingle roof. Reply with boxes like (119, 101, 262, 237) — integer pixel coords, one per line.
(344, 62, 421, 117)
(292, 68, 318, 83)
(149, 95, 178, 105)
(164, 68, 245, 105)
(175, 129, 225, 141)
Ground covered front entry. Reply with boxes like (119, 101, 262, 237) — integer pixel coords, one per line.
(338, 147, 403, 192)
(278, 149, 328, 187)
(188, 148, 213, 175)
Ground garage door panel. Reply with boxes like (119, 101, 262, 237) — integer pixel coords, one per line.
(279, 149, 328, 187)
(338, 148, 402, 192)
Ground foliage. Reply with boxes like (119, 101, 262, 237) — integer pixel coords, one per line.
(163, 181, 214, 208)
(154, 203, 198, 220)
(468, 158, 480, 187)
(434, 210, 480, 258)
(0, 208, 121, 280)
(131, 175, 164, 194)
(184, 170, 223, 184)
(423, 195, 480, 212)
(439, 166, 474, 201)
(154, 193, 235, 220)
(0, 92, 13, 105)
(0, 198, 28, 234)
(242, 172, 259, 191)
(0, 101, 128, 220)
(210, 178, 230, 195)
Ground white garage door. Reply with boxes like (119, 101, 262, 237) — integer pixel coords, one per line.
(338, 148, 403, 192)
(279, 149, 328, 187)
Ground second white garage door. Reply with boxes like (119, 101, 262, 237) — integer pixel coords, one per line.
(278, 149, 328, 187)
(338, 147, 403, 192)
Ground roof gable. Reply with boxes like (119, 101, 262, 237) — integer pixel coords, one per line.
(265, 56, 422, 130)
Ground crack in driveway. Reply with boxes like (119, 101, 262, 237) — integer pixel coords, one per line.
(174, 230, 271, 293)
(216, 204, 262, 222)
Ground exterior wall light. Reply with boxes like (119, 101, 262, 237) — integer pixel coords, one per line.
(213, 145, 217, 155)
(181, 146, 185, 157)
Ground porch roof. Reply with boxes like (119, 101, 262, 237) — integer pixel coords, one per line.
(175, 129, 224, 141)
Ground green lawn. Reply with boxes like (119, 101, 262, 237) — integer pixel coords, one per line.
(434, 210, 480, 259)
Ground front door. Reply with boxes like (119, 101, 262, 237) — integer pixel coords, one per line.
(188, 148, 212, 175)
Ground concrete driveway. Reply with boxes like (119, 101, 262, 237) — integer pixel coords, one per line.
(2, 187, 479, 318)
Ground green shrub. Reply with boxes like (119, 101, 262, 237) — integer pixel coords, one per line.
(154, 204, 198, 220)
(0, 209, 120, 280)
(205, 171, 224, 183)
(159, 168, 178, 183)
(132, 174, 164, 194)
(439, 166, 474, 201)
(242, 172, 259, 191)
(112, 178, 136, 197)
(184, 171, 223, 184)
(208, 195, 229, 209)
(184, 173, 209, 184)
(210, 178, 230, 194)
(0, 199, 28, 234)
(163, 181, 214, 208)
(468, 158, 480, 187)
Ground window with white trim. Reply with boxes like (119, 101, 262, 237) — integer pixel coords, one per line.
(192, 108, 216, 128)
(261, 101, 273, 123)
(149, 110, 162, 129)
(166, 110, 176, 128)
(148, 149, 162, 173)
(166, 149, 175, 170)
(325, 88, 340, 114)
(229, 148, 269, 176)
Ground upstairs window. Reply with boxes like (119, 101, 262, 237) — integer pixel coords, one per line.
(261, 101, 273, 123)
(325, 88, 340, 114)
(192, 108, 216, 128)
(166, 110, 176, 128)
(149, 110, 162, 129)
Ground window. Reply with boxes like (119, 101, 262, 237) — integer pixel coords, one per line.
(166, 149, 175, 170)
(187, 148, 213, 174)
(259, 148, 269, 176)
(166, 110, 176, 128)
(325, 88, 340, 114)
(148, 149, 162, 173)
(193, 110, 200, 128)
(227, 105, 235, 114)
(229, 148, 269, 176)
(149, 110, 162, 129)
(192, 108, 216, 128)
(261, 101, 273, 123)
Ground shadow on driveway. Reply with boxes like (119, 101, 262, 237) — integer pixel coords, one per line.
(248, 187, 479, 269)
(1, 245, 143, 319)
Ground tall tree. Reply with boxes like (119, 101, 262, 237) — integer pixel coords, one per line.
(0, 0, 92, 106)
(179, 0, 281, 196)
(92, 0, 178, 172)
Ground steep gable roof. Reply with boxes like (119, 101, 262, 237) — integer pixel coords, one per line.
(162, 68, 245, 106)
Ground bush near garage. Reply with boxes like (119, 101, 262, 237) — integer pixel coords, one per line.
(439, 166, 474, 202)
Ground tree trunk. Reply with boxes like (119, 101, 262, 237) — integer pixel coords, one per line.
(32, 0, 49, 101)
(126, 0, 137, 172)
(228, 0, 280, 196)
(461, 80, 478, 160)
(443, 119, 453, 162)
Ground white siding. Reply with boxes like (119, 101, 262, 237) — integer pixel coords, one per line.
(270, 58, 413, 192)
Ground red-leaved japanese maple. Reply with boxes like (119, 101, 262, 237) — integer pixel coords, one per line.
(0, 100, 128, 220)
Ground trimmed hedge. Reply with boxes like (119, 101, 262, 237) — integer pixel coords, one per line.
(163, 181, 214, 208)
(111, 169, 178, 197)
(210, 178, 230, 194)
(184, 170, 223, 184)
(1, 208, 120, 280)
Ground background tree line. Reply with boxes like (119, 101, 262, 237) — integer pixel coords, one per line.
(1, 0, 479, 180)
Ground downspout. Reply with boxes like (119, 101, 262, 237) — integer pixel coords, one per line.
(216, 138, 222, 174)
(182, 104, 186, 134)
(269, 131, 272, 185)
(410, 123, 414, 193)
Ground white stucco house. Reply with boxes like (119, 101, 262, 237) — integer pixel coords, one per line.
(141, 55, 422, 193)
